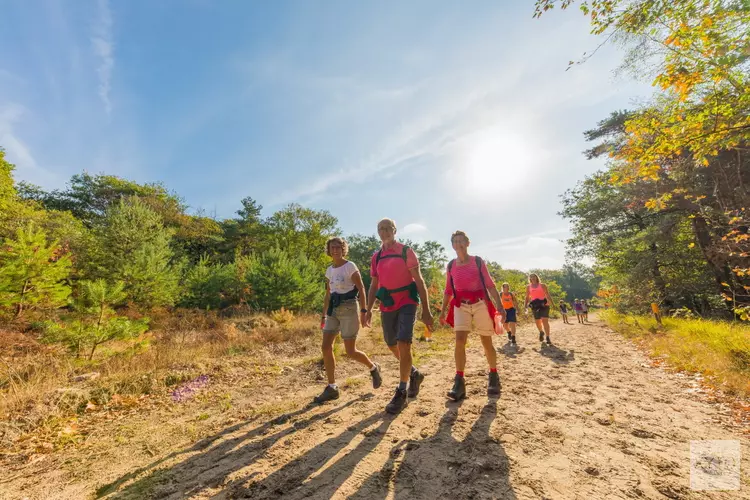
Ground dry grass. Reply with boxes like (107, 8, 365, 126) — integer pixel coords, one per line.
(601, 310, 750, 396)
(0, 310, 320, 446)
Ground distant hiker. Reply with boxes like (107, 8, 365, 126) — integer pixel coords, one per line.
(573, 299, 583, 323)
(559, 301, 571, 324)
(439, 231, 505, 401)
(581, 299, 589, 322)
(524, 273, 556, 346)
(315, 237, 382, 403)
(500, 283, 518, 345)
(366, 218, 434, 414)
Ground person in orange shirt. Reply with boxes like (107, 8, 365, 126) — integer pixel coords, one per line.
(500, 283, 518, 346)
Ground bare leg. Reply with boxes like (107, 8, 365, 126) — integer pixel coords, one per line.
(397, 341, 412, 383)
(542, 317, 551, 336)
(343, 339, 374, 369)
(455, 331, 469, 372)
(322, 334, 337, 385)
(388, 344, 400, 359)
(479, 335, 497, 369)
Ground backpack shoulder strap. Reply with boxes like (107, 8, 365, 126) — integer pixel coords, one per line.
(448, 259, 457, 298)
(375, 248, 383, 264)
(401, 245, 409, 262)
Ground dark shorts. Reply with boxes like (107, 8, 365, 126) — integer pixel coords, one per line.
(504, 307, 517, 323)
(532, 306, 550, 320)
(381, 303, 417, 346)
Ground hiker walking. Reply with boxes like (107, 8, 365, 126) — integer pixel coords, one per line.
(366, 218, 434, 414)
(439, 231, 505, 401)
(581, 299, 589, 322)
(315, 237, 382, 403)
(524, 273, 556, 346)
(560, 301, 571, 324)
(500, 283, 518, 345)
(574, 299, 584, 323)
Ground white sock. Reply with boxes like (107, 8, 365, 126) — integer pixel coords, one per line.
(370, 364, 378, 372)
(328, 383, 338, 389)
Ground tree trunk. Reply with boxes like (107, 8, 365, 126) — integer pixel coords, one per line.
(691, 215, 737, 309)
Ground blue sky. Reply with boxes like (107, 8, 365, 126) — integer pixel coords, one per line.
(0, 0, 651, 270)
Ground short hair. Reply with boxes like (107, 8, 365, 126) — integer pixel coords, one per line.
(501, 282, 510, 288)
(325, 237, 349, 257)
(377, 218, 396, 230)
(528, 273, 540, 283)
(451, 230, 470, 243)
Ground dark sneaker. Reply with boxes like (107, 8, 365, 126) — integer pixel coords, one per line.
(385, 388, 407, 414)
(488, 372, 500, 396)
(370, 363, 382, 389)
(314, 385, 339, 403)
(539, 331, 544, 342)
(447, 374, 466, 401)
(507, 332, 511, 341)
(546, 336, 552, 346)
(407, 370, 425, 398)
(511, 336, 517, 346)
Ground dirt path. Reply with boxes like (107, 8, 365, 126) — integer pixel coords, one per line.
(6, 315, 750, 499)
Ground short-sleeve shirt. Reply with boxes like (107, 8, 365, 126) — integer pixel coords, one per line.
(370, 242, 419, 312)
(444, 256, 495, 296)
(325, 261, 358, 294)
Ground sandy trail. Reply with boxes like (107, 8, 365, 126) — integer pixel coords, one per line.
(7, 315, 750, 499)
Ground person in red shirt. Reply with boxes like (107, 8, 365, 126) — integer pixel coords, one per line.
(439, 230, 505, 401)
(366, 218, 434, 414)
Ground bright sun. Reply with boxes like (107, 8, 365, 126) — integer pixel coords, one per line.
(460, 127, 533, 196)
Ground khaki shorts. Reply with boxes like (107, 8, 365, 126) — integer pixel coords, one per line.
(453, 300, 494, 336)
(323, 300, 359, 340)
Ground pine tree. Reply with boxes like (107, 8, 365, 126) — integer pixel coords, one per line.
(0, 224, 72, 318)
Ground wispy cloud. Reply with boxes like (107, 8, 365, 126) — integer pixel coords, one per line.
(401, 223, 428, 236)
(91, 0, 114, 115)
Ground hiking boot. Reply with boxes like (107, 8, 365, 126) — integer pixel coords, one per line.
(407, 370, 425, 398)
(385, 388, 407, 414)
(511, 336, 517, 346)
(546, 336, 552, 346)
(370, 363, 382, 389)
(314, 385, 339, 404)
(488, 371, 501, 396)
(447, 374, 466, 401)
(507, 332, 512, 341)
(539, 331, 544, 342)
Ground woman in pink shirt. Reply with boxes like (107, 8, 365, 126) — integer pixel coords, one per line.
(439, 230, 505, 401)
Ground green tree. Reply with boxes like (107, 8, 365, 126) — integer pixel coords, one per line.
(42, 279, 149, 359)
(219, 196, 266, 259)
(180, 256, 241, 310)
(346, 234, 381, 290)
(0, 149, 15, 214)
(0, 224, 72, 318)
(90, 198, 181, 308)
(246, 247, 322, 312)
(264, 204, 340, 269)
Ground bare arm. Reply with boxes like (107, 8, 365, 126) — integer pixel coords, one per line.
(487, 285, 506, 321)
(351, 271, 367, 311)
(542, 284, 555, 308)
(512, 293, 519, 310)
(524, 286, 530, 309)
(322, 281, 331, 322)
(409, 266, 434, 328)
(367, 276, 379, 312)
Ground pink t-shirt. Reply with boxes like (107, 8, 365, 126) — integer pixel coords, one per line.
(444, 256, 495, 296)
(371, 242, 419, 312)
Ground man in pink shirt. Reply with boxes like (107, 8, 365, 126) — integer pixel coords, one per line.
(366, 218, 434, 414)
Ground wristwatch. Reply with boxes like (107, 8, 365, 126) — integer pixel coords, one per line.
(360, 308, 368, 313)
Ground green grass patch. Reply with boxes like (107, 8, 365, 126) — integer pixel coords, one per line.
(601, 310, 750, 396)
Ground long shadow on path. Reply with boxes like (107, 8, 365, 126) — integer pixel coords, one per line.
(350, 399, 517, 500)
(104, 396, 367, 499)
(224, 410, 392, 499)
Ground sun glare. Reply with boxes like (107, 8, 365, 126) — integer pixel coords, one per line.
(460, 127, 533, 196)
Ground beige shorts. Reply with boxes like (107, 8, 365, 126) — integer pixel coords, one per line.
(453, 300, 494, 336)
(323, 300, 359, 340)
